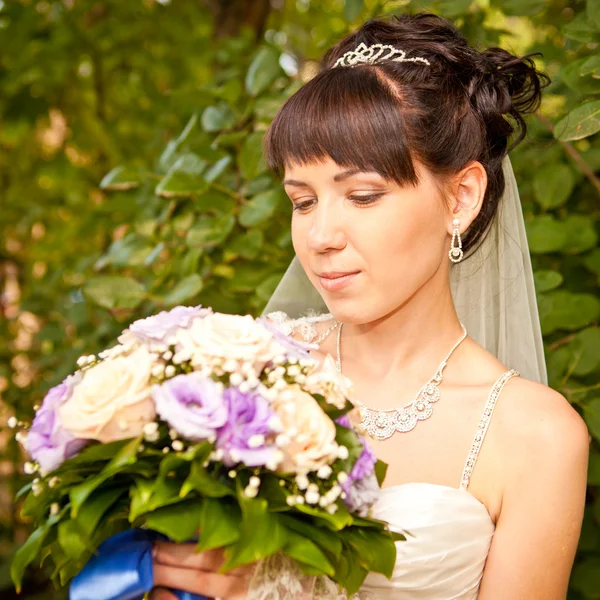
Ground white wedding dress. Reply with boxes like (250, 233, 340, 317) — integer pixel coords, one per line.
(263, 312, 520, 600)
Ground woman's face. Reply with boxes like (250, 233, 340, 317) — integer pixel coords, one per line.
(283, 156, 452, 324)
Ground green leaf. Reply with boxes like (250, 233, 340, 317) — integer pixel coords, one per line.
(144, 500, 203, 543)
(439, 0, 473, 18)
(197, 497, 242, 551)
(186, 214, 235, 248)
(374, 459, 388, 487)
(245, 47, 282, 97)
(99, 166, 144, 191)
(57, 520, 93, 560)
(96, 233, 154, 269)
(70, 437, 142, 517)
(344, 0, 364, 22)
(538, 291, 600, 334)
(56, 439, 130, 468)
(158, 114, 200, 173)
(525, 216, 568, 254)
(238, 132, 266, 180)
(239, 189, 283, 227)
(83, 276, 146, 310)
(278, 513, 343, 559)
(570, 327, 600, 377)
(532, 164, 575, 209)
(584, 248, 600, 278)
(589, 450, 600, 486)
(584, 398, 600, 443)
(581, 56, 600, 78)
(295, 500, 353, 531)
(11, 525, 52, 592)
(534, 270, 563, 293)
(227, 230, 264, 260)
(222, 497, 285, 571)
(571, 557, 600, 598)
(203, 156, 232, 183)
(163, 274, 204, 306)
(563, 215, 599, 254)
(495, 0, 546, 16)
(201, 104, 237, 132)
(284, 530, 334, 576)
(560, 59, 600, 96)
(556, 101, 600, 142)
(75, 486, 126, 537)
(11, 508, 66, 591)
(180, 461, 235, 498)
(590, 0, 600, 28)
(155, 153, 209, 198)
(340, 527, 397, 578)
(563, 12, 600, 43)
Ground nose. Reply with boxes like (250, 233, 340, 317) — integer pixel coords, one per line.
(306, 198, 346, 254)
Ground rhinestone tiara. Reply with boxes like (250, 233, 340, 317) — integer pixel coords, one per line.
(333, 42, 431, 69)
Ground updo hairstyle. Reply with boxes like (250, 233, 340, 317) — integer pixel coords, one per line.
(263, 13, 550, 255)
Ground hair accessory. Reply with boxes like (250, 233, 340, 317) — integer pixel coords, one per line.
(333, 42, 431, 69)
(449, 218, 464, 263)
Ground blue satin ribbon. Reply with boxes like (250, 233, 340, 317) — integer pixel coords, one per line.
(70, 529, 206, 600)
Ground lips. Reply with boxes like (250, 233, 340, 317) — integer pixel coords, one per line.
(316, 270, 360, 292)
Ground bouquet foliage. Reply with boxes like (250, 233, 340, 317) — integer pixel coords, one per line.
(10, 306, 401, 596)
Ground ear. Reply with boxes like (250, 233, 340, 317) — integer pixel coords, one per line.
(446, 161, 487, 235)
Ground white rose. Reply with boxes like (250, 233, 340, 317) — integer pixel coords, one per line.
(174, 313, 275, 369)
(304, 354, 354, 410)
(59, 346, 156, 443)
(273, 386, 338, 473)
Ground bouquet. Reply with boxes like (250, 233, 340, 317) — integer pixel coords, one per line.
(10, 306, 401, 599)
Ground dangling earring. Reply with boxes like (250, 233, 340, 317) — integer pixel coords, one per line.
(449, 218, 464, 263)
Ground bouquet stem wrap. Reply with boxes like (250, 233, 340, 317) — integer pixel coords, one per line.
(69, 530, 205, 600)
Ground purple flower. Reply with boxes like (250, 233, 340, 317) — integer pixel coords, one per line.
(216, 388, 278, 467)
(120, 305, 211, 345)
(257, 317, 313, 361)
(27, 374, 88, 474)
(336, 416, 379, 515)
(152, 373, 228, 441)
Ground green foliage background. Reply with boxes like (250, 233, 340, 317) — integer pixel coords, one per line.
(1, 0, 600, 597)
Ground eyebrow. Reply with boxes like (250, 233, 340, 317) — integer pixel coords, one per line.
(282, 168, 367, 187)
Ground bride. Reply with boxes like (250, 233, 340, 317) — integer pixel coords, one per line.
(149, 12, 589, 600)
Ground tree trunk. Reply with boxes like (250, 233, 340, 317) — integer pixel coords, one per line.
(203, 0, 273, 42)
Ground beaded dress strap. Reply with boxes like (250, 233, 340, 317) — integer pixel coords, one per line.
(459, 369, 520, 491)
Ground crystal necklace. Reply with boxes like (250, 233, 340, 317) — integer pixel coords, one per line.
(335, 322, 468, 440)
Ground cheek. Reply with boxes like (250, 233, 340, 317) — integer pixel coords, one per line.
(359, 198, 447, 290)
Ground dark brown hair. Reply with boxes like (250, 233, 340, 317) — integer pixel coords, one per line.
(263, 13, 550, 255)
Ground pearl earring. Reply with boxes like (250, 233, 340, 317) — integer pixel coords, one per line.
(449, 218, 464, 263)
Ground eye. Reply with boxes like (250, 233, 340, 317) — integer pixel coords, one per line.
(348, 193, 385, 206)
(292, 198, 317, 212)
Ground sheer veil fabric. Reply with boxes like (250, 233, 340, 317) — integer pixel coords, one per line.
(262, 156, 547, 385)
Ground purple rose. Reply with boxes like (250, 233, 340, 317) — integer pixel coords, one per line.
(152, 373, 228, 441)
(27, 375, 88, 474)
(120, 305, 211, 345)
(216, 388, 278, 467)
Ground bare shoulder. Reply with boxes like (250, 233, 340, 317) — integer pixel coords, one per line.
(494, 376, 590, 488)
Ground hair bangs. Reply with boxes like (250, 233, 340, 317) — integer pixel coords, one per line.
(263, 66, 419, 187)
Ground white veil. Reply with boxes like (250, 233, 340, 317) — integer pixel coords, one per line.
(262, 156, 548, 385)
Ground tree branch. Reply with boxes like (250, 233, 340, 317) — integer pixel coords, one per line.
(536, 113, 600, 197)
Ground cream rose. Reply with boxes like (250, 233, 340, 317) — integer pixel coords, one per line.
(273, 386, 338, 473)
(304, 354, 355, 410)
(174, 313, 275, 369)
(59, 346, 156, 443)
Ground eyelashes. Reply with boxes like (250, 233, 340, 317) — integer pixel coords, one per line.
(292, 193, 385, 212)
